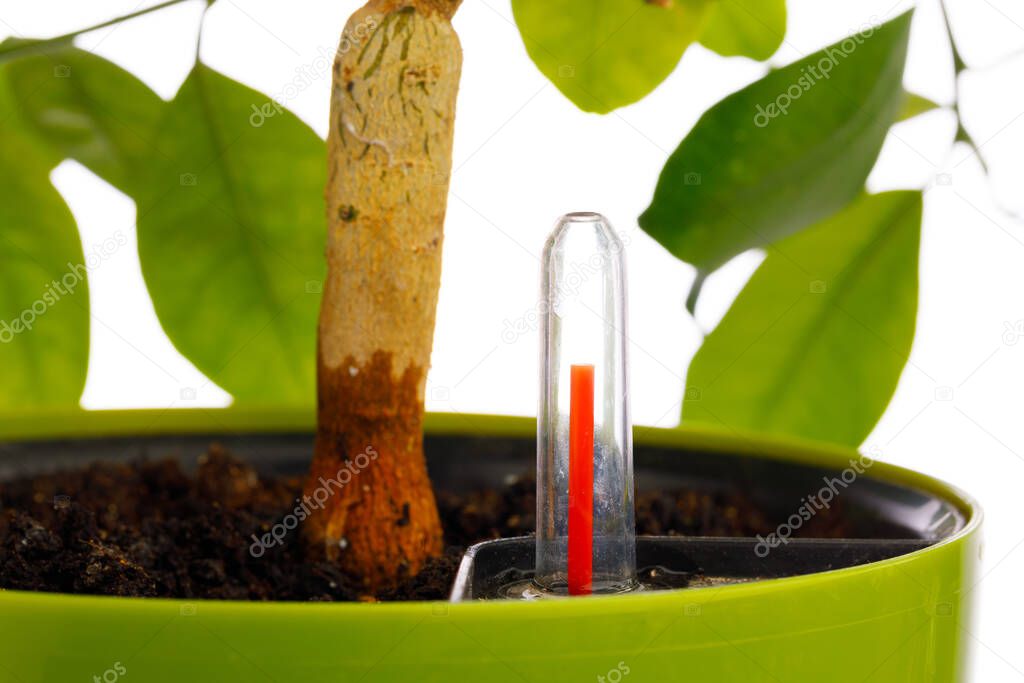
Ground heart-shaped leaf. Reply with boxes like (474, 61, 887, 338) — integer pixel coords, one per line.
(135, 65, 325, 407)
(6, 52, 325, 407)
(0, 75, 89, 410)
(640, 12, 913, 271)
(5, 47, 165, 194)
(511, 0, 711, 113)
(682, 191, 922, 446)
(699, 0, 786, 61)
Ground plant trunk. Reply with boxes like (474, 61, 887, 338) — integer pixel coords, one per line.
(306, 0, 463, 593)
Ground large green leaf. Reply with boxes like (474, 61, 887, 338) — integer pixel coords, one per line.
(699, 0, 786, 61)
(682, 191, 921, 446)
(5, 47, 164, 194)
(6, 51, 325, 406)
(640, 11, 912, 271)
(0, 75, 89, 410)
(511, 0, 710, 113)
(135, 65, 324, 406)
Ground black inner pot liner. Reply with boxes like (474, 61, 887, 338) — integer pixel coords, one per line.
(0, 431, 965, 591)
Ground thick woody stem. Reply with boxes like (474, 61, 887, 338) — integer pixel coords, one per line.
(304, 0, 463, 592)
(417, 0, 463, 19)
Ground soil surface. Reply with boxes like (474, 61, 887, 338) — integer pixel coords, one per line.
(0, 447, 849, 601)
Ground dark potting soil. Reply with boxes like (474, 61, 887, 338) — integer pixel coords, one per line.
(0, 446, 851, 602)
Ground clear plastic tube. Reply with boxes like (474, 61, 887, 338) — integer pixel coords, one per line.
(534, 212, 636, 596)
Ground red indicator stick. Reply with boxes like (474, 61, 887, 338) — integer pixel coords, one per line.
(568, 364, 595, 596)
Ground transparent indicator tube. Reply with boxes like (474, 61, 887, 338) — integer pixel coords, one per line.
(535, 212, 636, 596)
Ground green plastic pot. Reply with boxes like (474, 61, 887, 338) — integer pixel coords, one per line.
(0, 410, 980, 682)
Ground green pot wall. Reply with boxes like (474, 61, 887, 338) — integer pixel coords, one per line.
(0, 411, 980, 682)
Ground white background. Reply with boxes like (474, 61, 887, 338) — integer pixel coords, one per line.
(2, 1, 1024, 679)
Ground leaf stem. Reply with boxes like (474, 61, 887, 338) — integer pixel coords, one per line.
(0, 0, 197, 65)
(938, 0, 990, 174)
(685, 269, 708, 339)
(194, 0, 211, 64)
(685, 269, 708, 319)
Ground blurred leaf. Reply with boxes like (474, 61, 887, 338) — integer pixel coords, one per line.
(6, 47, 165, 194)
(0, 37, 40, 62)
(511, 0, 711, 113)
(135, 65, 324, 406)
(6, 50, 326, 407)
(640, 12, 912, 271)
(683, 191, 921, 446)
(699, 0, 786, 61)
(0, 76, 89, 410)
(898, 89, 940, 122)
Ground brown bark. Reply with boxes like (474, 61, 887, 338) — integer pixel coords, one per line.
(304, 0, 463, 592)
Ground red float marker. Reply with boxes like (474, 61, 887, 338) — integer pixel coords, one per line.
(568, 364, 595, 596)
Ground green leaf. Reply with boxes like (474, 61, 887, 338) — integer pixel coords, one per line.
(640, 11, 913, 271)
(898, 90, 940, 122)
(5, 46, 165, 194)
(699, 0, 786, 61)
(135, 65, 324, 407)
(0, 75, 89, 410)
(511, 0, 711, 113)
(5, 50, 326, 407)
(682, 191, 921, 446)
